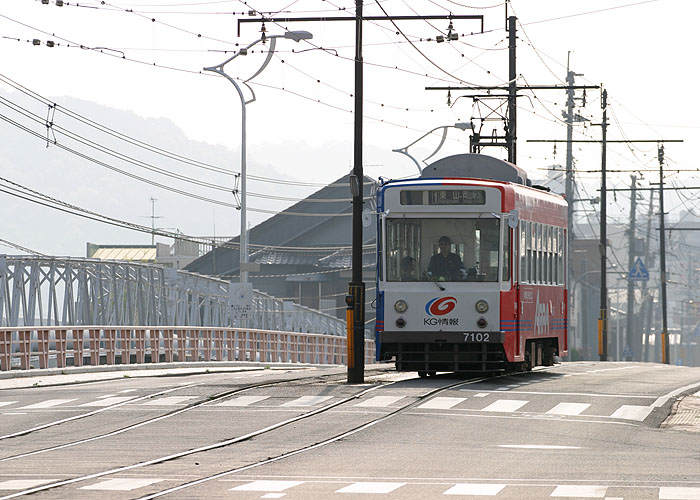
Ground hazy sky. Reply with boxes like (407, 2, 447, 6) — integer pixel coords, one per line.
(1, 0, 698, 256)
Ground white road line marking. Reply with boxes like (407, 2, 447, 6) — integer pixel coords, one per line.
(473, 393, 489, 398)
(80, 478, 164, 491)
(0, 480, 55, 490)
(281, 396, 333, 407)
(230, 481, 304, 492)
(444, 483, 506, 495)
(216, 396, 270, 407)
(141, 396, 196, 406)
(609, 405, 653, 421)
(417, 397, 466, 410)
(18, 399, 77, 409)
(97, 394, 116, 399)
(550, 485, 607, 497)
(336, 482, 405, 494)
(481, 400, 528, 412)
(659, 487, 700, 499)
(498, 445, 581, 450)
(2, 412, 27, 415)
(119, 389, 138, 393)
(262, 494, 286, 499)
(80, 397, 136, 407)
(0, 402, 17, 408)
(355, 396, 404, 408)
(496, 387, 510, 391)
(546, 403, 591, 416)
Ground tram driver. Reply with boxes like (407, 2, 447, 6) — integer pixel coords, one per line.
(427, 235, 468, 281)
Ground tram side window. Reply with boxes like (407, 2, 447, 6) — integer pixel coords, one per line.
(519, 223, 527, 283)
(502, 223, 511, 281)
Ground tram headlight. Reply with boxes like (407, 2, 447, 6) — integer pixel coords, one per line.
(396, 317, 407, 328)
(477, 317, 488, 329)
(475, 299, 489, 313)
(394, 299, 408, 313)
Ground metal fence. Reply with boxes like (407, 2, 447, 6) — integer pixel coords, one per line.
(0, 256, 346, 335)
(0, 326, 376, 371)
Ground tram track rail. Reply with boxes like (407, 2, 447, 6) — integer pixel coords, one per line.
(0, 372, 488, 499)
(0, 368, 358, 460)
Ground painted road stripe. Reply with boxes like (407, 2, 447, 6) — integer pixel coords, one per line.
(281, 396, 333, 407)
(355, 396, 404, 408)
(81, 478, 164, 491)
(417, 397, 466, 410)
(659, 487, 700, 499)
(546, 403, 591, 416)
(0, 401, 17, 408)
(444, 483, 505, 495)
(80, 397, 135, 407)
(18, 399, 77, 409)
(336, 482, 405, 494)
(262, 494, 286, 499)
(473, 393, 489, 398)
(141, 396, 196, 406)
(550, 485, 607, 497)
(498, 445, 581, 450)
(0, 480, 54, 490)
(216, 396, 270, 407)
(231, 481, 304, 492)
(609, 405, 653, 421)
(481, 400, 529, 412)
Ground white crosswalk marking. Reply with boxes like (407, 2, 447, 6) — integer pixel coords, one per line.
(80, 478, 164, 491)
(0, 480, 54, 490)
(546, 403, 591, 416)
(481, 400, 528, 412)
(141, 396, 196, 406)
(18, 399, 77, 409)
(0, 401, 17, 408)
(659, 487, 700, 499)
(230, 481, 304, 492)
(80, 397, 135, 407)
(550, 485, 607, 497)
(281, 396, 332, 407)
(216, 396, 270, 407)
(444, 483, 506, 495)
(355, 396, 404, 408)
(417, 397, 466, 410)
(609, 405, 653, 421)
(336, 482, 405, 494)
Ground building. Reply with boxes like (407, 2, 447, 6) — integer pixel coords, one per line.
(185, 173, 377, 321)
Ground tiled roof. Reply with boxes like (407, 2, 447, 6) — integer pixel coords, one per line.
(91, 247, 156, 262)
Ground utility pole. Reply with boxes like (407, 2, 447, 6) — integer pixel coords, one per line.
(507, 15, 517, 164)
(347, 0, 365, 384)
(625, 176, 637, 360)
(147, 197, 163, 246)
(598, 89, 609, 361)
(639, 187, 655, 362)
(658, 143, 670, 364)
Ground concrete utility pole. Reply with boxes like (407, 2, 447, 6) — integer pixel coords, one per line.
(507, 15, 517, 164)
(625, 176, 637, 360)
(658, 144, 670, 364)
(598, 89, 609, 361)
(640, 187, 655, 361)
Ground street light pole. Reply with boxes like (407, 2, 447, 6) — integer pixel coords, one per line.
(204, 30, 313, 283)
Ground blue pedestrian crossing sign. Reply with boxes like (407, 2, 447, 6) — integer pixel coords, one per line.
(628, 257, 649, 281)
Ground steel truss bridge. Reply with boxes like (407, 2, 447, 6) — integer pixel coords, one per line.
(0, 255, 345, 335)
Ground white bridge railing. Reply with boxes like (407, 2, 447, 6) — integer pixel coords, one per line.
(0, 326, 376, 371)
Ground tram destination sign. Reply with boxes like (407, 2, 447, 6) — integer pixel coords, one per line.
(400, 189, 486, 206)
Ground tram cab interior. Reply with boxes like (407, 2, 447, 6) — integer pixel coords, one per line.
(386, 217, 509, 284)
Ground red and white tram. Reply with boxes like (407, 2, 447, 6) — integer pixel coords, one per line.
(374, 153, 568, 375)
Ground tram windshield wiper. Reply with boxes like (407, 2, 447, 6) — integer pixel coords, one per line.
(423, 271, 445, 291)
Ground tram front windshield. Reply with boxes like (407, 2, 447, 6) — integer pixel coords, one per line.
(385, 217, 504, 283)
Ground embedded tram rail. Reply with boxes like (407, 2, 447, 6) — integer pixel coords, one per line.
(0, 366, 490, 499)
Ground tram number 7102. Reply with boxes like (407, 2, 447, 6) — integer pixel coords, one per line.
(463, 332, 491, 343)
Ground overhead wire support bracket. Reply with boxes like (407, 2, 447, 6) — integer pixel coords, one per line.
(237, 15, 484, 37)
